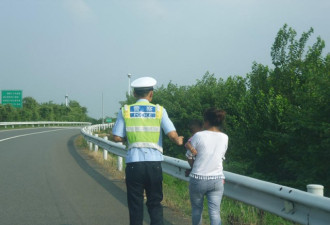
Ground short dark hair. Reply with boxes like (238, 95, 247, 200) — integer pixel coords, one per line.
(203, 108, 226, 127)
(134, 87, 153, 97)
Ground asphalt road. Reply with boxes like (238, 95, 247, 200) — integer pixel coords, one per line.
(0, 128, 191, 225)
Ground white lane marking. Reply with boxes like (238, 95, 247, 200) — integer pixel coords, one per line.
(0, 128, 74, 142)
(0, 128, 40, 133)
(0, 127, 81, 133)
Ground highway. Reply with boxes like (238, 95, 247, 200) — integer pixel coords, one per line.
(0, 128, 190, 225)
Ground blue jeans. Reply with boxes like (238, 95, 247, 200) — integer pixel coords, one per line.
(189, 178, 224, 225)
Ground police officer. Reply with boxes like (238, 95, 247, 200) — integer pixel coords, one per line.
(112, 77, 184, 225)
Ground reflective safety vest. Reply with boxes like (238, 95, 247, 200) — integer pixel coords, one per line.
(122, 101, 164, 153)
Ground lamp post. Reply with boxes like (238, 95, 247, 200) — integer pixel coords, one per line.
(65, 94, 69, 107)
(127, 73, 132, 96)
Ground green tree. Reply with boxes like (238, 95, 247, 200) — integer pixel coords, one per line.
(39, 104, 54, 121)
(0, 104, 18, 121)
(21, 97, 40, 121)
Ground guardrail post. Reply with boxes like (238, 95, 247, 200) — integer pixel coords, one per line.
(89, 132, 93, 151)
(103, 136, 108, 160)
(117, 143, 124, 171)
(307, 184, 324, 196)
(94, 134, 98, 152)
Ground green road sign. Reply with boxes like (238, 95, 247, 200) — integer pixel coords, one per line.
(1, 90, 23, 108)
(106, 118, 112, 123)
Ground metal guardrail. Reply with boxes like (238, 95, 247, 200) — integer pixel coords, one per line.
(0, 121, 91, 128)
(81, 124, 330, 225)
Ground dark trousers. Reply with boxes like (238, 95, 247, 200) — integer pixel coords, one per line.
(125, 161, 163, 225)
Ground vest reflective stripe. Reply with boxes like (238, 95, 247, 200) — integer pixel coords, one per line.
(122, 102, 163, 152)
(126, 126, 161, 132)
(128, 142, 163, 153)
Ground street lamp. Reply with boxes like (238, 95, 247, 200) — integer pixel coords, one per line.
(65, 94, 69, 107)
(127, 73, 132, 96)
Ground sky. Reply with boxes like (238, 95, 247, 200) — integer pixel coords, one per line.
(1, 0, 329, 119)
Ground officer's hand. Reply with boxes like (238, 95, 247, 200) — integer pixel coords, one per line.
(113, 135, 125, 143)
(175, 136, 184, 146)
(167, 131, 184, 146)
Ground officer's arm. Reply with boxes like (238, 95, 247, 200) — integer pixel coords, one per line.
(167, 131, 184, 146)
(112, 109, 126, 143)
(113, 135, 125, 142)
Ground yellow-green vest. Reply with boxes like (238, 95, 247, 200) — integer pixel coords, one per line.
(122, 101, 163, 153)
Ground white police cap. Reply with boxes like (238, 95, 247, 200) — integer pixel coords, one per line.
(131, 77, 157, 88)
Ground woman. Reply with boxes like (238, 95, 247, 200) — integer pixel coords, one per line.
(186, 108, 228, 225)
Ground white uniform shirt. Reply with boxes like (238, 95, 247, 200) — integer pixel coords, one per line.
(189, 130, 228, 179)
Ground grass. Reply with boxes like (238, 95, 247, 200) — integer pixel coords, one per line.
(75, 135, 297, 225)
(75, 134, 125, 180)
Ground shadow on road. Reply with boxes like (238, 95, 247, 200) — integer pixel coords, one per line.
(67, 135, 128, 205)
